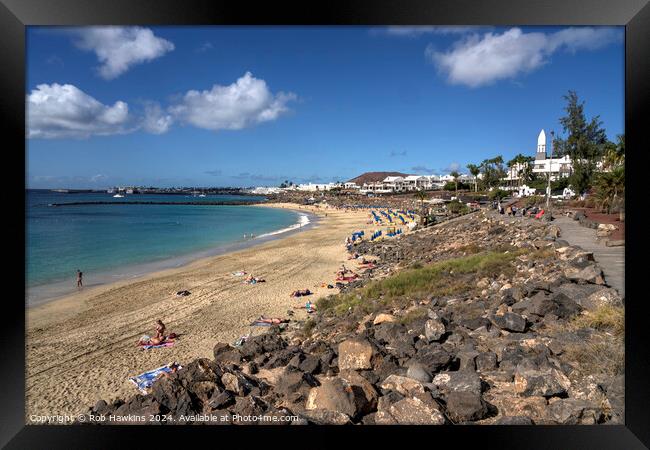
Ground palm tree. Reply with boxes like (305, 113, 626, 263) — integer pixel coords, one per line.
(467, 164, 480, 192)
(450, 170, 460, 196)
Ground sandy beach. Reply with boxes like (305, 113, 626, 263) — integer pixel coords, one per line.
(25, 203, 373, 419)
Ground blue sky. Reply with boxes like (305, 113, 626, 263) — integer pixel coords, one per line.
(26, 26, 624, 189)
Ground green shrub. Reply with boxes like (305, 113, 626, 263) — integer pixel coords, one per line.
(447, 200, 469, 214)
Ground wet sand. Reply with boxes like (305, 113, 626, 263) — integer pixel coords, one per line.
(25, 203, 372, 419)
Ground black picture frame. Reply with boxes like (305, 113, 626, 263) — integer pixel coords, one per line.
(3, 0, 648, 448)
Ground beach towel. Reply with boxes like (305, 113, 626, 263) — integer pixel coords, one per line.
(232, 271, 247, 276)
(129, 363, 182, 394)
(250, 320, 289, 329)
(140, 341, 175, 350)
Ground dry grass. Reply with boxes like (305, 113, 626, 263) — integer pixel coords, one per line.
(572, 305, 625, 336)
(562, 337, 624, 377)
(300, 318, 317, 338)
(317, 250, 527, 317)
(399, 308, 428, 324)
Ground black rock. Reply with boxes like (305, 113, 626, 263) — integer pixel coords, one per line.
(475, 352, 498, 372)
(208, 390, 235, 410)
(491, 312, 527, 333)
(415, 344, 453, 373)
(495, 416, 534, 425)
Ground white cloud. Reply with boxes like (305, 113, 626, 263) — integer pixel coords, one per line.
(27, 83, 130, 139)
(142, 102, 173, 134)
(169, 72, 297, 131)
(75, 27, 174, 79)
(427, 27, 621, 88)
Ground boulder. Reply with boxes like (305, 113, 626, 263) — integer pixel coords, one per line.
(273, 365, 320, 401)
(514, 360, 571, 397)
(213, 343, 242, 365)
(424, 319, 446, 342)
(564, 265, 605, 285)
(456, 350, 479, 372)
(495, 416, 534, 425)
(380, 374, 426, 396)
(151, 377, 197, 417)
(338, 369, 379, 412)
(406, 362, 433, 383)
(297, 354, 322, 374)
(375, 396, 446, 425)
(445, 390, 490, 423)
(373, 313, 397, 325)
(491, 312, 527, 333)
(528, 292, 581, 319)
(548, 398, 603, 424)
(475, 352, 498, 372)
(207, 390, 235, 410)
(230, 396, 268, 419)
(496, 396, 551, 424)
(431, 371, 482, 398)
(338, 338, 375, 370)
(239, 334, 287, 360)
(584, 287, 623, 310)
(414, 344, 452, 373)
(300, 409, 352, 425)
(373, 322, 409, 345)
(305, 375, 376, 418)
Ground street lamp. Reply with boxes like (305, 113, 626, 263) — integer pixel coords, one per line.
(546, 130, 555, 208)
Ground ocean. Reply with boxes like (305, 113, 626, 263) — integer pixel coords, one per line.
(26, 190, 311, 305)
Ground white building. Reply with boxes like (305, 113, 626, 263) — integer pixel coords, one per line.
(382, 176, 407, 192)
(403, 175, 428, 190)
(250, 186, 282, 194)
(532, 129, 572, 181)
(295, 182, 339, 192)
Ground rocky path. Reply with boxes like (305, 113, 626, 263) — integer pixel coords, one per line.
(553, 215, 625, 299)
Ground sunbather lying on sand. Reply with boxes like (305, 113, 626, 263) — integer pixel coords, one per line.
(254, 316, 289, 324)
(155, 362, 180, 380)
(245, 275, 266, 284)
(293, 300, 316, 313)
(291, 289, 312, 297)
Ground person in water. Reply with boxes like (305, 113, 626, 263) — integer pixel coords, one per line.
(76, 269, 83, 287)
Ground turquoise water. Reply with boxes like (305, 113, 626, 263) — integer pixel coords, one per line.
(26, 190, 307, 303)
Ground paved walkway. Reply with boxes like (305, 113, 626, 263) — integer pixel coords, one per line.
(553, 215, 625, 299)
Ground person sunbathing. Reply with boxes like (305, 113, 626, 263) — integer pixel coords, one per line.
(245, 275, 266, 284)
(153, 320, 166, 343)
(155, 363, 180, 380)
(291, 289, 312, 297)
(255, 316, 289, 324)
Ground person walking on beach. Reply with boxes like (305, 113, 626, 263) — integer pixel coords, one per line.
(76, 269, 83, 288)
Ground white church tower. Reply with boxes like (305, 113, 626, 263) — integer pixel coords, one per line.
(536, 129, 547, 160)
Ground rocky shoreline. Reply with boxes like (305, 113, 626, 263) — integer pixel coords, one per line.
(83, 209, 624, 425)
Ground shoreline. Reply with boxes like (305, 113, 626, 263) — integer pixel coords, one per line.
(26, 202, 373, 418)
(26, 204, 316, 307)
